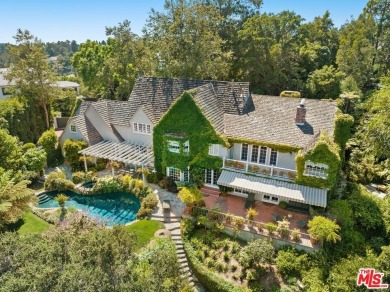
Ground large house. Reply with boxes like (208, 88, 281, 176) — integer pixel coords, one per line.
(60, 77, 346, 209)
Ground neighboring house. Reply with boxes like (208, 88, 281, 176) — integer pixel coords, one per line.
(61, 77, 349, 209)
(0, 68, 80, 99)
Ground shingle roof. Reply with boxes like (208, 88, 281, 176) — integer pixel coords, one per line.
(223, 95, 338, 148)
(72, 115, 103, 145)
(128, 77, 250, 123)
(191, 84, 225, 134)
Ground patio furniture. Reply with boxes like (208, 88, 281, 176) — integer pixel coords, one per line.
(163, 200, 171, 212)
(272, 213, 283, 222)
(296, 220, 307, 228)
(245, 193, 255, 209)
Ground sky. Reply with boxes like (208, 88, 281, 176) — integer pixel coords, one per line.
(0, 0, 368, 43)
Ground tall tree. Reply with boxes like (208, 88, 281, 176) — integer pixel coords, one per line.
(337, 0, 390, 87)
(144, 0, 232, 80)
(236, 11, 303, 94)
(72, 21, 138, 100)
(5, 29, 58, 130)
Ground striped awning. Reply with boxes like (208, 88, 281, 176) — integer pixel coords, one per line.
(79, 140, 154, 166)
(217, 170, 327, 207)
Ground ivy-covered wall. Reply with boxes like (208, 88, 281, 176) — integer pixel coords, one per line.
(153, 92, 227, 183)
(333, 110, 354, 154)
(295, 132, 341, 189)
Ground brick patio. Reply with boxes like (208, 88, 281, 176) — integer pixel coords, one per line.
(203, 192, 310, 232)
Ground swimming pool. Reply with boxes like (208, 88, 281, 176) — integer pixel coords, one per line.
(38, 191, 140, 226)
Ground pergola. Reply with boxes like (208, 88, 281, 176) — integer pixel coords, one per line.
(78, 141, 154, 178)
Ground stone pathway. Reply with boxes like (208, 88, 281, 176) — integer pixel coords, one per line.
(149, 185, 204, 291)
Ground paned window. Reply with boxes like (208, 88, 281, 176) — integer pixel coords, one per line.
(133, 122, 152, 135)
(251, 145, 259, 163)
(167, 141, 180, 153)
(269, 148, 277, 166)
(209, 144, 219, 156)
(70, 125, 76, 133)
(241, 144, 248, 161)
(184, 141, 189, 153)
(167, 167, 180, 181)
(259, 146, 267, 164)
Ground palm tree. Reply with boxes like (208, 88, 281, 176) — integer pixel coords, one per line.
(55, 194, 69, 213)
(0, 171, 36, 228)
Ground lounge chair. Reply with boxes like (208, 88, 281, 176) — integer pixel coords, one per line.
(272, 213, 283, 222)
(296, 220, 307, 228)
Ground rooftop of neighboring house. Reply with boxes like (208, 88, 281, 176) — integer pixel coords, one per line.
(67, 77, 338, 149)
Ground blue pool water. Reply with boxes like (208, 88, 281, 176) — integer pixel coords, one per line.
(39, 191, 140, 226)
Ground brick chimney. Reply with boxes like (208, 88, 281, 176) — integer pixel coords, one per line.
(295, 99, 306, 126)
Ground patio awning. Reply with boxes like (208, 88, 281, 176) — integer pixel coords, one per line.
(217, 170, 327, 207)
(79, 140, 154, 166)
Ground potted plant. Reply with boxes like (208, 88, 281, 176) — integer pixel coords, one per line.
(265, 222, 277, 235)
(291, 229, 301, 241)
(178, 187, 203, 212)
(278, 201, 288, 210)
(276, 218, 291, 238)
(246, 208, 258, 227)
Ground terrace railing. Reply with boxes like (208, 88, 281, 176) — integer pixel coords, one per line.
(223, 158, 297, 181)
(192, 206, 314, 248)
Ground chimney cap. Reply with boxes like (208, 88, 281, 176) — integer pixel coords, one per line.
(299, 98, 306, 107)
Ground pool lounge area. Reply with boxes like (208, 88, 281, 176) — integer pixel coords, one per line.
(37, 191, 140, 226)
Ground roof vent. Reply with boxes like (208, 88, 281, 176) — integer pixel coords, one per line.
(295, 99, 306, 126)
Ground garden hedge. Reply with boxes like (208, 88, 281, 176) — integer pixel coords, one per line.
(183, 241, 245, 292)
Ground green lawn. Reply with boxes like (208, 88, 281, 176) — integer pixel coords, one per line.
(125, 219, 165, 249)
(17, 212, 50, 235)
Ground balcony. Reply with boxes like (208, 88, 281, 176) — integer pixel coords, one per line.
(223, 158, 296, 181)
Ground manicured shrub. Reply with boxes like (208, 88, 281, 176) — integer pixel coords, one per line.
(142, 193, 158, 209)
(276, 218, 291, 238)
(136, 207, 152, 219)
(37, 129, 64, 167)
(239, 238, 275, 268)
(92, 176, 123, 194)
(163, 176, 177, 193)
(71, 171, 96, 184)
(44, 171, 75, 191)
(63, 139, 88, 170)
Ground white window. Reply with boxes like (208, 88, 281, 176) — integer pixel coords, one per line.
(269, 148, 277, 166)
(259, 146, 267, 164)
(70, 125, 76, 133)
(167, 140, 180, 153)
(167, 167, 181, 181)
(133, 122, 152, 135)
(205, 169, 220, 186)
(304, 161, 328, 178)
(167, 167, 189, 182)
(251, 145, 259, 163)
(184, 141, 189, 153)
(241, 143, 248, 161)
(209, 144, 219, 156)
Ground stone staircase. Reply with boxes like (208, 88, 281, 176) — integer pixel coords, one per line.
(36, 192, 51, 204)
(165, 222, 199, 290)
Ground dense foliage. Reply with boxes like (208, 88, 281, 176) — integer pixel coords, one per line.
(62, 139, 88, 169)
(0, 214, 182, 291)
(37, 129, 63, 167)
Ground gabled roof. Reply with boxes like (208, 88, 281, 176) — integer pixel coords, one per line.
(190, 83, 225, 134)
(223, 95, 338, 148)
(128, 77, 250, 123)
